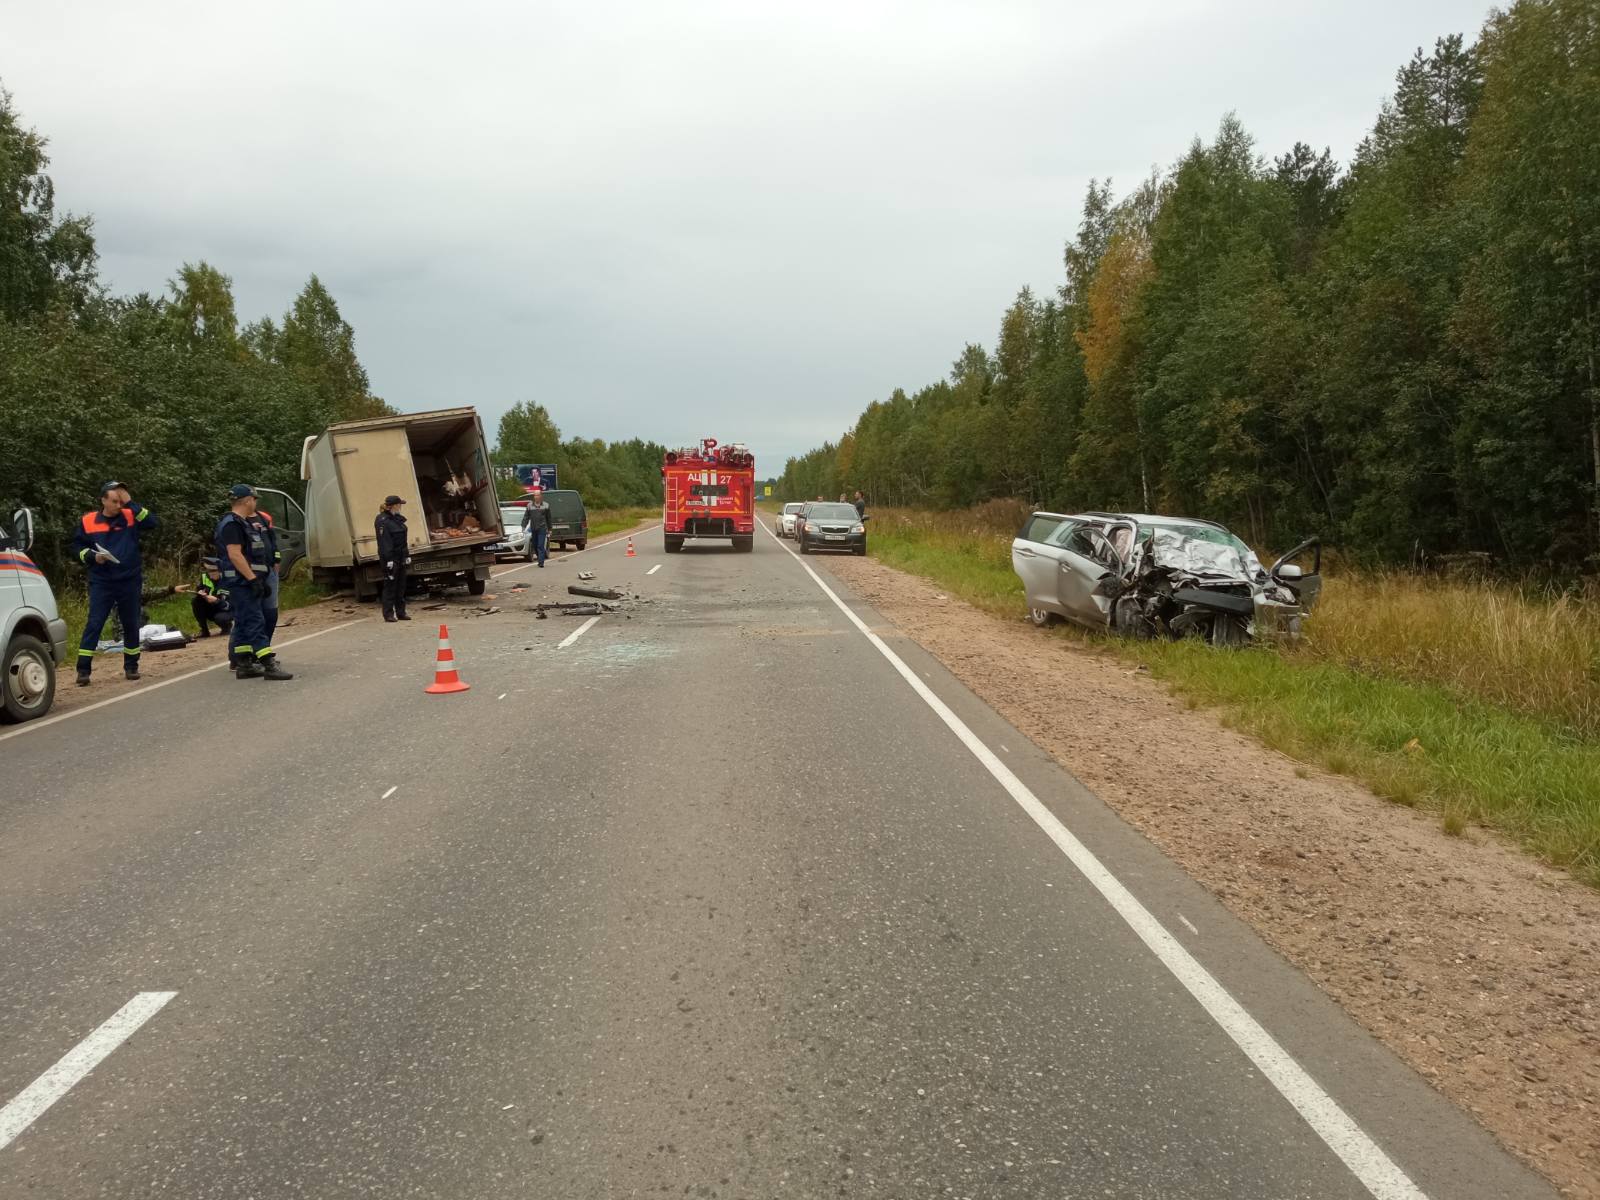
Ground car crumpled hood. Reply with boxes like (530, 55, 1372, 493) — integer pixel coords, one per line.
(1144, 530, 1259, 582)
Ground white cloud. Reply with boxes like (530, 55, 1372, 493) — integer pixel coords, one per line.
(5, 0, 1498, 466)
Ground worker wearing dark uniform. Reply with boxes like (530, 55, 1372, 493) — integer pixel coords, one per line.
(215, 485, 293, 680)
(249, 508, 281, 653)
(71, 481, 158, 686)
(375, 495, 411, 622)
(191, 557, 233, 638)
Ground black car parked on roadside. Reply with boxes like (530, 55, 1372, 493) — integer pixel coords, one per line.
(796, 502, 868, 555)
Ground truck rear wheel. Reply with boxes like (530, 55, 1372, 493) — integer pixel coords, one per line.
(467, 576, 487, 596)
(2, 634, 56, 723)
(733, 536, 753, 553)
(664, 535, 684, 553)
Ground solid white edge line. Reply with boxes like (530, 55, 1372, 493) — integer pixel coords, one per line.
(0, 991, 177, 1151)
(557, 616, 601, 650)
(646, 564, 661, 575)
(492, 524, 662, 579)
(0, 621, 362, 743)
(763, 525, 1425, 1200)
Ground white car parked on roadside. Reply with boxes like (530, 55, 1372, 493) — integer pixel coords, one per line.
(776, 502, 805, 538)
(488, 506, 532, 561)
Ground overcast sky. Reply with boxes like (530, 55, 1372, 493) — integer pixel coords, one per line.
(6, 0, 1497, 469)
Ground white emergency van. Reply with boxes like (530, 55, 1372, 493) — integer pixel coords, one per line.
(1, 507, 68, 722)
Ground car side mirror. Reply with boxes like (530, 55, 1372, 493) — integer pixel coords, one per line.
(860, 514, 870, 522)
(1276, 563, 1303, 580)
(12, 507, 35, 552)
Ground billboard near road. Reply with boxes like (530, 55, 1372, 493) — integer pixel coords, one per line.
(514, 464, 558, 492)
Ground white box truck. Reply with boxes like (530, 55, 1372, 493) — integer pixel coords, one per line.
(1, 507, 69, 722)
(279, 407, 504, 601)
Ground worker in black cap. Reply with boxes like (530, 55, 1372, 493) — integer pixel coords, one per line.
(214, 484, 292, 680)
(71, 480, 158, 686)
(374, 495, 412, 622)
(191, 557, 233, 638)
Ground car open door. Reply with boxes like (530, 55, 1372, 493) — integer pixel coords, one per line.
(1268, 537, 1323, 610)
(256, 488, 309, 579)
(1012, 514, 1069, 622)
(1052, 521, 1131, 627)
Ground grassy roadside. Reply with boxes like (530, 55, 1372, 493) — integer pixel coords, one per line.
(55, 564, 332, 647)
(861, 506, 1600, 887)
(588, 506, 659, 538)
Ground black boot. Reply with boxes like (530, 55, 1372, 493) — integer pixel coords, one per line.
(396, 611, 412, 621)
(260, 656, 294, 681)
(75, 672, 91, 688)
(236, 661, 265, 679)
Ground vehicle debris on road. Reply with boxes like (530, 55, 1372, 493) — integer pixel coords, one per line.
(568, 584, 624, 600)
(531, 601, 617, 619)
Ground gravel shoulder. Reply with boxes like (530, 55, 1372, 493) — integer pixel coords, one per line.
(821, 552, 1600, 1200)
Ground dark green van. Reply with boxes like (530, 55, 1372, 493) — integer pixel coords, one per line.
(544, 489, 588, 551)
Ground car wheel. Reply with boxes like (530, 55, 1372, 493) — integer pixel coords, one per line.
(576, 540, 587, 551)
(853, 539, 866, 556)
(798, 537, 809, 555)
(1, 634, 56, 723)
(1029, 607, 1060, 628)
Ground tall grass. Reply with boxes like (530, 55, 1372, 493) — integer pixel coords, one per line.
(587, 506, 659, 538)
(855, 505, 1600, 885)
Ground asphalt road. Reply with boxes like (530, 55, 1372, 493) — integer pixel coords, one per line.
(0, 527, 1556, 1199)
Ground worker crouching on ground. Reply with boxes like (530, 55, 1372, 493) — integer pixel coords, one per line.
(375, 495, 411, 622)
(521, 488, 551, 567)
(72, 480, 158, 687)
(215, 485, 293, 680)
(192, 557, 233, 638)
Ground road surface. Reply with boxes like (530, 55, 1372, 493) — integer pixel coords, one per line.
(0, 528, 1555, 1198)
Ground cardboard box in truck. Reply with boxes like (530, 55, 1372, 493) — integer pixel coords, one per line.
(295, 407, 504, 600)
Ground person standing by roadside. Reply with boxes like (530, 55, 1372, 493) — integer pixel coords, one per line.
(71, 481, 158, 687)
(520, 488, 551, 568)
(375, 495, 412, 621)
(215, 485, 293, 680)
(249, 506, 281, 654)
(853, 490, 867, 519)
(191, 557, 233, 638)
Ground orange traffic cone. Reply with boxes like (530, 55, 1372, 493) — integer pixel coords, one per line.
(424, 624, 471, 694)
(626, 537, 636, 558)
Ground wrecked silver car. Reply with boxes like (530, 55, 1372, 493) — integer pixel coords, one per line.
(1011, 511, 1321, 646)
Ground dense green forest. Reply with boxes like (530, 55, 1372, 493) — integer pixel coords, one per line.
(0, 83, 661, 575)
(781, 0, 1600, 569)
(490, 400, 666, 508)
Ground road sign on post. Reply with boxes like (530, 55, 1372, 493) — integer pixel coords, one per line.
(514, 464, 558, 493)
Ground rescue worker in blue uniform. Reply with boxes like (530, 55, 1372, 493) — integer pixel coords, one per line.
(249, 507, 281, 654)
(191, 557, 233, 638)
(72, 481, 158, 686)
(214, 485, 293, 681)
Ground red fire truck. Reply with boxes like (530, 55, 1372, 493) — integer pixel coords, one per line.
(662, 438, 756, 553)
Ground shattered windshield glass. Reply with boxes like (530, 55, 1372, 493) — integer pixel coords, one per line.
(1144, 523, 1261, 579)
